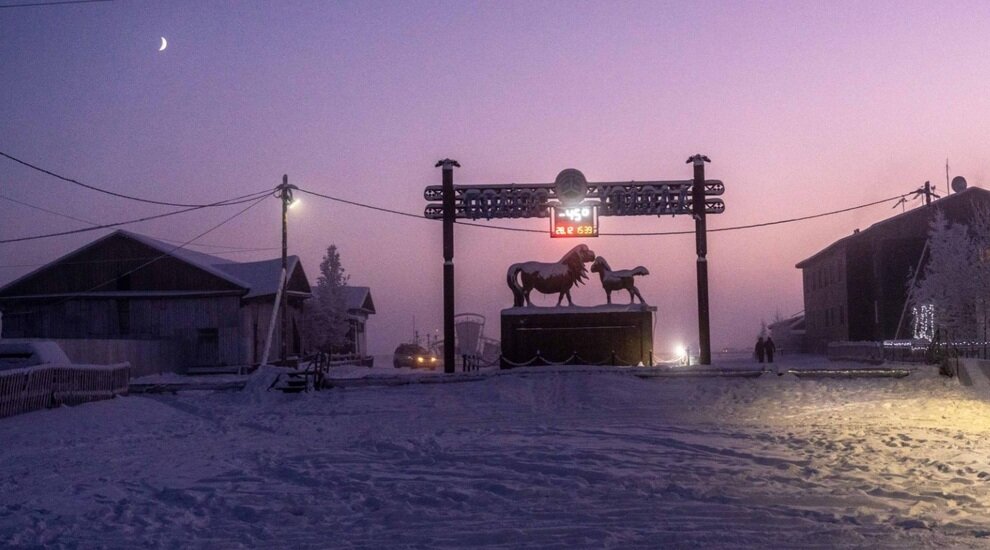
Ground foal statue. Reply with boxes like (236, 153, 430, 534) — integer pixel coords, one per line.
(590, 257, 649, 305)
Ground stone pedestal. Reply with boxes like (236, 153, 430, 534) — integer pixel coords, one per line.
(500, 304, 656, 368)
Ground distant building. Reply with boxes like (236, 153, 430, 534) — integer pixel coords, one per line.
(339, 286, 376, 357)
(796, 186, 990, 353)
(0, 230, 311, 374)
(768, 313, 806, 353)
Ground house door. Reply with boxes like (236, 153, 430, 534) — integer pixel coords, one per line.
(195, 328, 220, 366)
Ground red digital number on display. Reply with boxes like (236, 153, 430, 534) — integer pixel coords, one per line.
(550, 206, 598, 238)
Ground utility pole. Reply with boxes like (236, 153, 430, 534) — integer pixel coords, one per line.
(918, 181, 938, 206)
(277, 175, 298, 365)
(437, 158, 459, 374)
(688, 154, 712, 365)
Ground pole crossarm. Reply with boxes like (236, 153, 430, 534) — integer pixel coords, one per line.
(424, 179, 725, 220)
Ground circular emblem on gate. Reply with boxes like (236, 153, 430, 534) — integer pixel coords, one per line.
(554, 169, 588, 206)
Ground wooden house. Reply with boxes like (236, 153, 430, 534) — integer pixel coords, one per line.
(0, 230, 311, 375)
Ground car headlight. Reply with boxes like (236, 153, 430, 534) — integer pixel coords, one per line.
(417, 356, 424, 363)
(431, 357, 437, 362)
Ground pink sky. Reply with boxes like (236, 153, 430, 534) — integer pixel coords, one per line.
(2, 0, 990, 354)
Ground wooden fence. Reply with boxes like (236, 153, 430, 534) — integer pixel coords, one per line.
(0, 363, 130, 419)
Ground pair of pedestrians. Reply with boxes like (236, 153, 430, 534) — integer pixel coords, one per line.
(755, 336, 776, 363)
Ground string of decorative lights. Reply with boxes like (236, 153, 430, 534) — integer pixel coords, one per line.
(912, 304, 935, 341)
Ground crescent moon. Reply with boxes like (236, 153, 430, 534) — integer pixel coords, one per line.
(159, 37, 167, 52)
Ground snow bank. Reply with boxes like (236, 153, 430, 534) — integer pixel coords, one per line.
(2, 355, 990, 548)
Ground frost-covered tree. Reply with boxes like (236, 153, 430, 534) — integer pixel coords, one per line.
(970, 204, 990, 341)
(303, 244, 352, 353)
(911, 207, 990, 341)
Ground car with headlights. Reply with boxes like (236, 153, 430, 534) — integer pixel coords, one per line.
(392, 343, 440, 369)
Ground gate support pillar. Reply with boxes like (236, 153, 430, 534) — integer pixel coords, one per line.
(437, 158, 460, 374)
(689, 154, 712, 365)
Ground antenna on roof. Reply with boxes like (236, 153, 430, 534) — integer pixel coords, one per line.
(946, 158, 950, 192)
(951, 175, 968, 193)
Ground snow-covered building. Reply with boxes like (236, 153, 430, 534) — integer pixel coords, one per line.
(0, 230, 311, 375)
(796, 186, 990, 353)
(339, 286, 376, 357)
(768, 312, 806, 353)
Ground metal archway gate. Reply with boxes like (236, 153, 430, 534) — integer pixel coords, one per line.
(424, 155, 725, 371)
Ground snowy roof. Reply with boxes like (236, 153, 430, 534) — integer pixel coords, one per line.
(125, 230, 310, 299)
(309, 285, 376, 315)
(218, 257, 304, 300)
(769, 313, 805, 333)
(795, 186, 990, 269)
(339, 286, 376, 314)
(0, 229, 309, 301)
(117, 230, 251, 288)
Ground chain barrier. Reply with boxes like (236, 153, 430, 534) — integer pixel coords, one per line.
(500, 350, 646, 368)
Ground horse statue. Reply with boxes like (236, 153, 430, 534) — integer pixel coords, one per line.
(506, 244, 597, 307)
(590, 257, 649, 305)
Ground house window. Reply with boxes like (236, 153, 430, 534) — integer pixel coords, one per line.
(839, 305, 845, 325)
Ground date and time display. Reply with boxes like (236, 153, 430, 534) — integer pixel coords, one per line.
(550, 206, 599, 238)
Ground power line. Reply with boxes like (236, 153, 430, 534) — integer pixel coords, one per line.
(603, 193, 909, 236)
(0, 192, 277, 251)
(297, 188, 425, 220)
(297, 185, 908, 236)
(0, 193, 94, 226)
(0, 150, 270, 208)
(0, 189, 272, 244)
(1, 195, 268, 316)
(0, 0, 110, 7)
(83, 195, 271, 292)
(0, 248, 279, 269)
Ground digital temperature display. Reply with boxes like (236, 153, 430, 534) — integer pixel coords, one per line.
(551, 205, 598, 238)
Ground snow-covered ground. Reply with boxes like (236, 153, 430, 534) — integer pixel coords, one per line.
(3, 355, 990, 549)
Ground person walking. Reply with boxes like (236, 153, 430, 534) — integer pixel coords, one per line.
(754, 336, 766, 363)
(765, 336, 776, 363)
